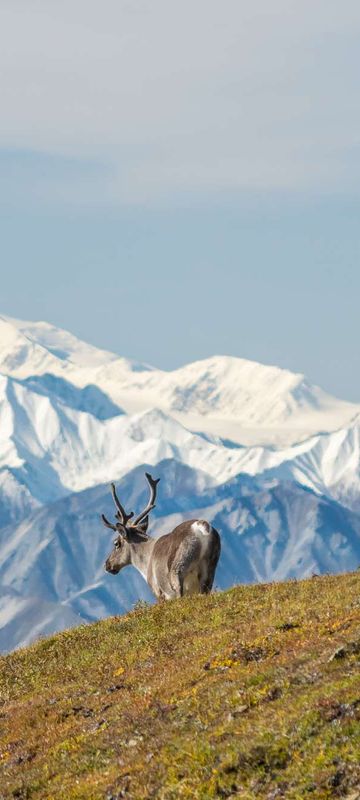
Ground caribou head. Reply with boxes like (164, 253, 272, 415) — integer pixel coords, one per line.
(103, 473, 159, 574)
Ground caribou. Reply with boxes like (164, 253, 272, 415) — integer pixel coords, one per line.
(102, 473, 221, 599)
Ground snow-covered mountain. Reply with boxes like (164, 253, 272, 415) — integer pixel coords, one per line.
(1, 365, 359, 512)
(0, 314, 357, 446)
(0, 313, 359, 652)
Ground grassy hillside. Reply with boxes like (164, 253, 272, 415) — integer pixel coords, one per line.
(0, 574, 359, 800)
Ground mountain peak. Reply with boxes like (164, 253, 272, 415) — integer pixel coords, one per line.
(0, 314, 118, 368)
(0, 313, 358, 446)
(0, 314, 153, 380)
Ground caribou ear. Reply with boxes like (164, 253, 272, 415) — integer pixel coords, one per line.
(115, 522, 128, 538)
(136, 515, 149, 534)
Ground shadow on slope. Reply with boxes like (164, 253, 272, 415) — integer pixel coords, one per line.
(21, 374, 123, 420)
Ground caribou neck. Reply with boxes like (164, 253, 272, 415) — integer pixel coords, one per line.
(128, 537, 155, 582)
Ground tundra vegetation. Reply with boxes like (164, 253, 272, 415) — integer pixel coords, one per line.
(0, 572, 359, 799)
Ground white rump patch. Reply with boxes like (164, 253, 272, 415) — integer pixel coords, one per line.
(192, 520, 211, 536)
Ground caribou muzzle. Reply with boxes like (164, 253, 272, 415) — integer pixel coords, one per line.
(104, 557, 121, 574)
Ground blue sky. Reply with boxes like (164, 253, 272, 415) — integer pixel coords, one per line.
(0, 1, 359, 399)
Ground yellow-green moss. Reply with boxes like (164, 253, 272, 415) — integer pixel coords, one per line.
(0, 573, 360, 799)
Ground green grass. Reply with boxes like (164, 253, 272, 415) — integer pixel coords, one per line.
(0, 573, 360, 799)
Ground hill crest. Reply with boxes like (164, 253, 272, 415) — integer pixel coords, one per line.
(0, 572, 359, 799)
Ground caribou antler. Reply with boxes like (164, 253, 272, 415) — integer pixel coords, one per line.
(111, 483, 134, 525)
(101, 513, 117, 531)
(132, 472, 160, 526)
(101, 474, 159, 534)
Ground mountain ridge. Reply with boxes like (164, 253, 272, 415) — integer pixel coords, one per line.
(0, 313, 357, 446)
(1, 458, 360, 652)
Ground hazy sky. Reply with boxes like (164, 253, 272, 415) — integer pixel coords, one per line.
(0, 1, 359, 399)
